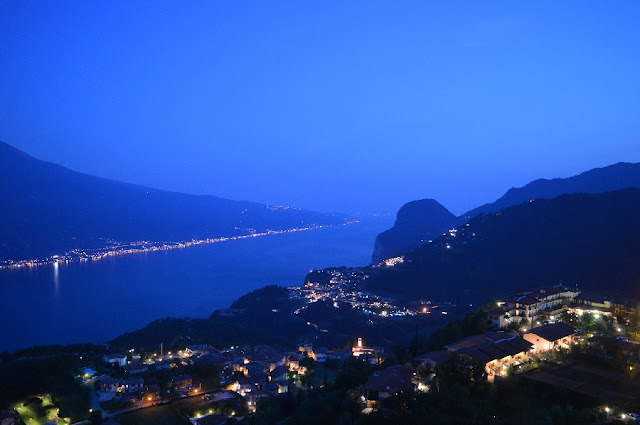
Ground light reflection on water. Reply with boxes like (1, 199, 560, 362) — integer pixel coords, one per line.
(0, 216, 393, 351)
(53, 261, 59, 296)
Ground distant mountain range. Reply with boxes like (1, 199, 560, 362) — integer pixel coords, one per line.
(0, 141, 346, 261)
(461, 162, 640, 220)
(367, 188, 640, 300)
(372, 162, 640, 262)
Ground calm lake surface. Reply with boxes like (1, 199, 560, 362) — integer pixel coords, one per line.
(0, 216, 393, 351)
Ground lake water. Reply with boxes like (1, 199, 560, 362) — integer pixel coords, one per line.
(0, 217, 393, 352)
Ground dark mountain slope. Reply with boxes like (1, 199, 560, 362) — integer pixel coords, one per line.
(461, 162, 640, 220)
(366, 188, 640, 300)
(0, 141, 345, 261)
(371, 162, 640, 261)
(371, 199, 460, 263)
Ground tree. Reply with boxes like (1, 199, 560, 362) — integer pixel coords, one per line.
(88, 409, 103, 424)
(409, 324, 420, 356)
(436, 354, 486, 387)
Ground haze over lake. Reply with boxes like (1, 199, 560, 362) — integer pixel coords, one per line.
(0, 217, 392, 351)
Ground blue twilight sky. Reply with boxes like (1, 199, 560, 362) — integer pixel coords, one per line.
(1, 1, 640, 215)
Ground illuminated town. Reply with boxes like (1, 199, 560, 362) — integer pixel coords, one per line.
(0, 220, 357, 271)
(289, 266, 448, 319)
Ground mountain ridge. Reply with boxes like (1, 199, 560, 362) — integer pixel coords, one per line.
(365, 188, 640, 300)
(372, 161, 640, 262)
(0, 141, 347, 261)
(461, 161, 640, 220)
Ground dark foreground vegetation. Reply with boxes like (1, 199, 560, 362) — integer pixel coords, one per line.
(2, 304, 639, 425)
(0, 354, 91, 421)
(109, 285, 452, 352)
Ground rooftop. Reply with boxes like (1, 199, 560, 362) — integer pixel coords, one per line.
(526, 322, 576, 342)
(194, 353, 232, 365)
(574, 293, 611, 304)
(445, 331, 513, 351)
(415, 350, 453, 364)
(364, 365, 415, 393)
(270, 365, 290, 378)
(100, 376, 120, 385)
(517, 285, 576, 298)
(460, 336, 533, 363)
(512, 295, 541, 306)
(436, 332, 535, 364)
(589, 336, 640, 351)
(612, 298, 640, 308)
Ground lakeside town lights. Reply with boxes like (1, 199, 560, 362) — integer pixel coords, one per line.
(0, 221, 357, 270)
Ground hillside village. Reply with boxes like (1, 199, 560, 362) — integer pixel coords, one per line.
(2, 283, 640, 425)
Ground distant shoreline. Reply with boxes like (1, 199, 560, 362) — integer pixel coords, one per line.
(0, 219, 358, 271)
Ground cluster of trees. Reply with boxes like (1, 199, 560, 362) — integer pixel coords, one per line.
(109, 283, 458, 357)
(562, 311, 619, 335)
(362, 385, 603, 425)
(109, 286, 317, 351)
(1, 343, 107, 363)
(418, 305, 494, 353)
(241, 357, 374, 425)
(0, 354, 90, 421)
